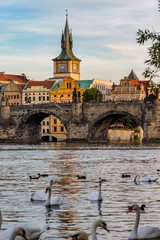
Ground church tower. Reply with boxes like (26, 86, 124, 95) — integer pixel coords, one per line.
(52, 12, 81, 80)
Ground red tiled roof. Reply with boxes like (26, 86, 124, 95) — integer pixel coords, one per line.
(131, 79, 149, 91)
(0, 73, 28, 84)
(130, 79, 140, 86)
(25, 80, 55, 89)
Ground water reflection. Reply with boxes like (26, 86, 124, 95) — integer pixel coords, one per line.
(0, 143, 160, 239)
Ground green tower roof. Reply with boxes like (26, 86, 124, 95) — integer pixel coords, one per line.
(53, 12, 81, 61)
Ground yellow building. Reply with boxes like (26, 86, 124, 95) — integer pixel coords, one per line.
(50, 77, 83, 103)
(111, 70, 150, 101)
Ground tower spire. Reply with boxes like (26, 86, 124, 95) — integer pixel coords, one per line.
(53, 12, 81, 61)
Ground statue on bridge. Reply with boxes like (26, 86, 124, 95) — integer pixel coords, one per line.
(72, 88, 81, 103)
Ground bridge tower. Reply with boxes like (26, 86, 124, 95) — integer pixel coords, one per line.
(52, 11, 81, 80)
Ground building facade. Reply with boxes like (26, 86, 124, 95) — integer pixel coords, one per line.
(111, 70, 150, 101)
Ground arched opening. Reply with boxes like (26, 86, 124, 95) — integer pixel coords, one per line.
(16, 111, 68, 143)
(89, 112, 143, 143)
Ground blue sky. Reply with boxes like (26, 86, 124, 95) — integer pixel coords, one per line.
(0, 0, 159, 84)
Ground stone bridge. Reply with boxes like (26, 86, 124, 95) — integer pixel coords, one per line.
(0, 99, 160, 143)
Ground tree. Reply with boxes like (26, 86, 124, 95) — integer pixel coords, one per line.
(82, 87, 103, 102)
(136, 0, 160, 80)
(116, 116, 138, 129)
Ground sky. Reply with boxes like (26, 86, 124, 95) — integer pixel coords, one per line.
(0, 0, 159, 84)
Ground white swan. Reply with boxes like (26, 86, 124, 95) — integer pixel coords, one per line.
(127, 204, 160, 239)
(45, 185, 63, 206)
(15, 224, 49, 240)
(71, 219, 109, 240)
(134, 174, 158, 183)
(88, 178, 103, 201)
(30, 179, 53, 201)
(0, 226, 28, 240)
(0, 209, 49, 240)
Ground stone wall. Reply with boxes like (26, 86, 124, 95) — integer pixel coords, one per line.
(108, 129, 143, 143)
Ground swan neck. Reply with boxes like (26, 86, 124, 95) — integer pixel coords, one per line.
(133, 208, 140, 237)
(91, 222, 98, 240)
(134, 175, 140, 182)
(98, 182, 102, 200)
(46, 187, 52, 206)
(0, 210, 2, 230)
(10, 229, 20, 240)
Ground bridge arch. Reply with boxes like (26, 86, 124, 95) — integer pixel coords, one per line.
(88, 111, 143, 142)
(15, 108, 69, 142)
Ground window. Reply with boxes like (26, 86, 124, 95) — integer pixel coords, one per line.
(47, 129, 49, 133)
(39, 97, 41, 101)
(17, 95, 19, 99)
(43, 129, 45, 133)
(47, 121, 49, 125)
(54, 127, 57, 132)
(54, 95, 56, 97)
(43, 122, 45, 126)
(33, 97, 35, 101)
(61, 126, 64, 132)
(14, 95, 16, 99)
(54, 119, 57, 124)
(43, 96, 45, 101)
(47, 96, 49, 101)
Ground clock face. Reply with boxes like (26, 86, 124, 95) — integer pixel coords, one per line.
(73, 65, 77, 72)
(60, 65, 65, 72)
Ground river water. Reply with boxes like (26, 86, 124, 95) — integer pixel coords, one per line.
(0, 142, 160, 239)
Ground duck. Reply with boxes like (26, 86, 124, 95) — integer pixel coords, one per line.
(45, 185, 63, 206)
(122, 173, 131, 178)
(127, 204, 160, 239)
(140, 204, 147, 211)
(134, 174, 158, 183)
(88, 178, 103, 201)
(38, 173, 48, 177)
(71, 219, 109, 240)
(0, 226, 28, 240)
(30, 179, 53, 201)
(77, 175, 86, 179)
(29, 175, 40, 180)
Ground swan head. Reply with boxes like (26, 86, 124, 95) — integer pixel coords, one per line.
(15, 227, 28, 239)
(50, 179, 53, 186)
(99, 178, 102, 184)
(94, 219, 110, 233)
(71, 231, 89, 240)
(127, 204, 140, 213)
(45, 186, 51, 194)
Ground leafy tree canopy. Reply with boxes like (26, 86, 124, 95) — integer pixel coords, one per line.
(136, 1, 160, 80)
(82, 87, 103, 102)
(115, 116, 138, 129)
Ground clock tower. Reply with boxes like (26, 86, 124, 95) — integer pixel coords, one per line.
(53, 12, 81, 80)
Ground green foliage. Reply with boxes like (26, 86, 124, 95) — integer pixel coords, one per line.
(134, 134, 139, 142)
(137, 29, 160, 70)
(136, 2, 160, 79)
(115, 116, 137, 129)
(82, 87, 103, 102)
(135, 128, 140, 133)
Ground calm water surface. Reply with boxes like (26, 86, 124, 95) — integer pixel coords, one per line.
(0, 142, 160, 239)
